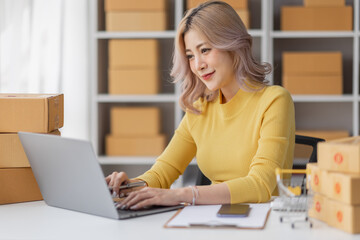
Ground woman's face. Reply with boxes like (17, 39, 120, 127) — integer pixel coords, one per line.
(184, 29, 237, 94)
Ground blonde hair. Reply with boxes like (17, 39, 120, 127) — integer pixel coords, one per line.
(171, 1, 271, 114)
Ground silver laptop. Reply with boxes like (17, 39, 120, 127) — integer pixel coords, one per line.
(18, 132, 183, 220)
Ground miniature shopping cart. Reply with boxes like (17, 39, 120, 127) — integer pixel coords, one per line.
(271, 168, 313, 228)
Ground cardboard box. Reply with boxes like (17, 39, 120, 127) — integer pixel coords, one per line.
(308, 193, 327, 222)
(187, 0, 247, 9)
(0, 130, 61, 168)
(106, 12, 167, 31)
(236, 9, 250, 29)
(281, 6, 353, 31)
(283, 52, 342, 75)
(318, 136, 360, 174)
(282, 52, 343, 95)
(108, 39, 159, 68)
(106, 134, 166, 156)
(327, 197, 360, 234)
(0, 94, 64, 133)
(295, 130, 349, 158)
(282, 75, 342, 95)
(110, 107, 160, 136)
(105, 0, 166, 11)
(326, 171, 360, 205)
(304, 0, 345, 7)
(0, 168, 42, 204)
(307, 163, 323, 193)
(108, 69, 159, 95)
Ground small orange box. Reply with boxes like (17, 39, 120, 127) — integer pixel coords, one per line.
(282, 75, 342, 95)
(108, 69, 160, 95)
(295, 130, 349, 158)
(327, 197, 360, 234)
(308, 193, 327, 222)
(307, 163, 323, 193)
(0, 130, 61, 168)
(0, 168, 42, 204)
(0, 94, 64, 133)
(110, 107, 160, 136)
(108, 39, 159, 68)
(106, 134, 166, 156)
(318, 137, 360, 174)
(283, 52, 342, 75)
(106, 12, 167, 31)
(105, 0, 166, 11)
(236, 9, 250, 29)
(281, 6, 352, 31)
(187, 0, 247, 9)
(304, 0, 345, 7)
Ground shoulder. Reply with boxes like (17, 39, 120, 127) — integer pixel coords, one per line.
(259, 85, 293, 103)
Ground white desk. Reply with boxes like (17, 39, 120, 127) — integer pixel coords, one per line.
(0, 201, 359, 240)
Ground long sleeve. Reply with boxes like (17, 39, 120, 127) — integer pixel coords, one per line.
(136, 113, 197, 188)
(224, 87, 295, 203)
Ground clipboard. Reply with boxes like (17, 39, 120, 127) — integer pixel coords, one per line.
(164, 204, 271, 229)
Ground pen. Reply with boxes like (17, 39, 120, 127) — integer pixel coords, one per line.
(109, 180, 147, 191)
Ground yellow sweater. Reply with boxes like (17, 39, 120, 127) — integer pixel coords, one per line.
(137, 85, 295, 203)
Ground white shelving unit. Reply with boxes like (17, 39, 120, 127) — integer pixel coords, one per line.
(90, 0, 360, 184)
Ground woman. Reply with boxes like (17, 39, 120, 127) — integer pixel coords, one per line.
(106, 1, 295, 210)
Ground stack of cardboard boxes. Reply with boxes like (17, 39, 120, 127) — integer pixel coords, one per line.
(307, 136, 360, 233)
(282, 51, 343, 95)
(186, 0, 250, 29)
(281, 0, 352, 31)
(106, 107, 166, 156)
(0, 94, 64, 204)
(108, 39, 160, 95)
(105, 0, 167, 31)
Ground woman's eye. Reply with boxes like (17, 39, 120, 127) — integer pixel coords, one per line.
(201, 48, 211, 54)
(186, 54, 194, 60)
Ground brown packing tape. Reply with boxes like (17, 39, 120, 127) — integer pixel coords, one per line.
(48, 94, 64, 132)
(304, 0, 345, 7)
(105, 0, 167, 11)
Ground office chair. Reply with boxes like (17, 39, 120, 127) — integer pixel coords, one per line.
(195, 134, 325, 186)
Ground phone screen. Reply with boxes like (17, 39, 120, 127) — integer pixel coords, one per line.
(217, 204, 250, 217)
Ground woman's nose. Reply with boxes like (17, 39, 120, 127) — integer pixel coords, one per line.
(195, 57, 207, 71)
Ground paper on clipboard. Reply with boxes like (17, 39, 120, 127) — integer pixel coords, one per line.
(165, 203, 271, 229)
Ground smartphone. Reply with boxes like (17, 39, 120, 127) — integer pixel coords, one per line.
(217, 204, 250, 217)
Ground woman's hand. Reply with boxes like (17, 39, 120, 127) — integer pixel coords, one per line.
(105, 171, 145, 197)
(117, 187, 189, 210)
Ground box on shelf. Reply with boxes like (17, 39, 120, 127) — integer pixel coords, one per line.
(236, 9, 250, 29)
(295, 130, 349, 158)
(281, 6, 352, 31)
(304, 0, 345, 7)
(283, 52, 342, 75)
(186, 0, 247, 9)
(108, 39, 159, 68)
(0, 130, 61, 168)
(282, 52, 343, 95)
(106, 12, 167, 32)
(106, 134, 166, 156)
(0, 94, 64, 133)
(105, 0, 166, 11)
(0, 168, 42, 204)
(318, 136, 360, 174)
(110, 107, 161, 136)
(108, 69, 159, 95)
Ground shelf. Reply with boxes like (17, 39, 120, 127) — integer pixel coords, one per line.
(248, 29, 264, 37)
(97, 94, 177, 103)
(96, 31, 176, 39)
(292, 95, 355, 102)
(99, 156, 197, 165)
(271, 31, 355, 38)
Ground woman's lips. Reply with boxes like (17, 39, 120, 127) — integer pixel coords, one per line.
(201, 71, 215, 81)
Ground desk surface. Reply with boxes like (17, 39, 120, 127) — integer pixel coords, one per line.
(0, 201, 359, 240)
